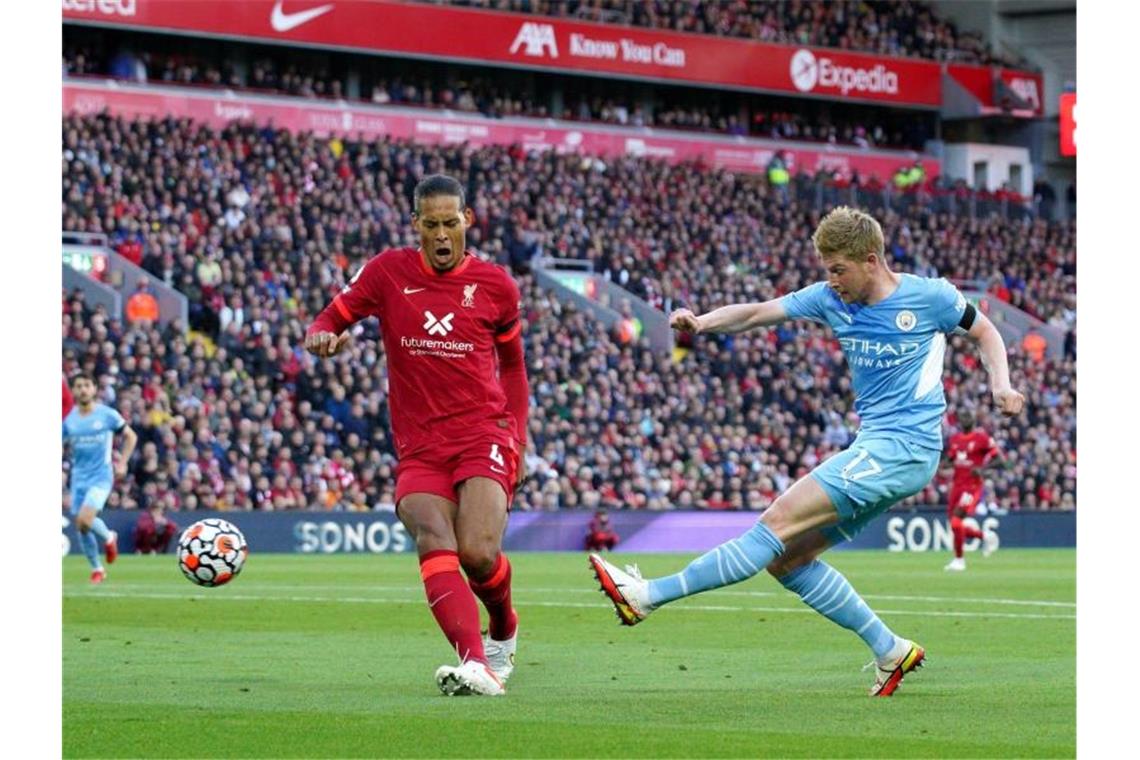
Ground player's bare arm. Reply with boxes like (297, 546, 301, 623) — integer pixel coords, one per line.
(115, 424, 138, 479)
(966, 310, 1026, 416)
(670, 299, 788, 335)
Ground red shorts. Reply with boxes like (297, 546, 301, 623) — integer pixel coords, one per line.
(948, 484, 983, 516)
(395, 427, 519, 507)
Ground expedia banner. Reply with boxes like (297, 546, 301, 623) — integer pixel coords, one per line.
(63, 0, 943, 107)
(69, 508, 1073, 555)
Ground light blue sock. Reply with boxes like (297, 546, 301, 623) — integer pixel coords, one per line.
(89, 517, 111, 544)
(648, 521, 785, 607)
(78, 530, 103, 571)
(778, 560, 898, 658)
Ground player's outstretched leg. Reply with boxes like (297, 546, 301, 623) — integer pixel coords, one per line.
(775, 558, 923, 696)
(590, 474, 838, 625)
(468, 552, 518, 682)
(591, 520, 785, 625)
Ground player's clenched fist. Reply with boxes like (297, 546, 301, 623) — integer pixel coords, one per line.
(670, 308, 702, 334)
(993, 387, 1026, 416)
(304, 330, 351, 358)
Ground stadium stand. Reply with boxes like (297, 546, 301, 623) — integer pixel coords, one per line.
(61, 112, 1075, 514)
(62, 44, 927, 149)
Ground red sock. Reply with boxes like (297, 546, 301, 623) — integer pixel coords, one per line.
(468, 552, 518, 641)
(963, 526, 985, 541)
(420, 550, 487, 665)
(950, 517, 965, 559)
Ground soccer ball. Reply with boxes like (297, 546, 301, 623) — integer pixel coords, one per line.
(177, 519, 249, 587)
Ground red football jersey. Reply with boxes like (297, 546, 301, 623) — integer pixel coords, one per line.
(947, 430, 997, 491)
(62, 375, 74, 419)
(327, 247, 522, 458)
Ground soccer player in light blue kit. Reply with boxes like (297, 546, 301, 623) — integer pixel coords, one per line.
(590, 207, 1025, 696)
(63, 374, 137, 583)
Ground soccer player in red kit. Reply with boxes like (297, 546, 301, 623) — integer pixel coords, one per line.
(943, 408, 1000, 571)
(305, 175, 528, 696)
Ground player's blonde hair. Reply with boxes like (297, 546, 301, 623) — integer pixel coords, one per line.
(811, 206, 885, 262)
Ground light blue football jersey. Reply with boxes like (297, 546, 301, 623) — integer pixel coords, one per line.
(63, 404, 126, 486)
(780, 274, 968, 450)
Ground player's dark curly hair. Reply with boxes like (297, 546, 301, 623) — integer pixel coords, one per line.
(69, 372, 95, 387)
(413, 174, 466, 215)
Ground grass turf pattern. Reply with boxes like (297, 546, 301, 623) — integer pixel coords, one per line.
(64, 550, 1074, 758)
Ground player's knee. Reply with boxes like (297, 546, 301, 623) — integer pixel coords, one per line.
(766, 552, 812, 579)
(759, 498, 796, 537)
(458, 545, 497, 579)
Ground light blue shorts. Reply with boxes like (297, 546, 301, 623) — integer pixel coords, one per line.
(811, 435, 940, 544)
(70, 481, 112, 517)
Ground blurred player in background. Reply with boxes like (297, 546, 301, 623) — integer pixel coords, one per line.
(63, 374, 137, 583)
(62, 374, 74, 418)
(306, 174, 528, 697)
(591, 207, 1025, 696)
(585, 508, 619, 552)
(943, 408, 1001, 571)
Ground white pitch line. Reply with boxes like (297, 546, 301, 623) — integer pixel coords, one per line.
(105, 582, 1076, 609)
(63, 590, 1076, 621)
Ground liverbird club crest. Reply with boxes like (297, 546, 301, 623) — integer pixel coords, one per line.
(462, 283, 478, 308)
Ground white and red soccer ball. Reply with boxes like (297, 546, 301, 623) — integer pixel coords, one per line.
(177, 519, 249, 587)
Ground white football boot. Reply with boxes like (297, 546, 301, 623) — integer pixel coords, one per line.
(943, 557, 967, 572)
(434, 660, 506, 697)
(981, 529, 999, 558)
(867, 639, 926, 697)
(589, 554, 654, 625)
(483, 631, 517, 683)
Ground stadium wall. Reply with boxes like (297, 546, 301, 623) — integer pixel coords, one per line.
(66, 509, 1075, 556)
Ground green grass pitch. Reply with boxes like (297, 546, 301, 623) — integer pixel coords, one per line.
(64, 549, 1074, 758)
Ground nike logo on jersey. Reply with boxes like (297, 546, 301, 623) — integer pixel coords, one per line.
(835, 310, 854, 324)
(403, 286, 427, 294)
(490, 466, 507, 475)
(270, 1, 335, 32)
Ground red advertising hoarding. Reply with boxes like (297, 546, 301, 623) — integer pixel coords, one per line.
(62, 81, 939, 181)
(1059, 93, 1076, 156)
(947, 63, 1045, 118)
(62, 0, 944, 107)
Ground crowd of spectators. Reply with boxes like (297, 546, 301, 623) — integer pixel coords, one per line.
(64, 44, 344, 99)
(61, 112, 1075, 515)
(433, 0, 1032, 67)
(63, 44, 927, 150)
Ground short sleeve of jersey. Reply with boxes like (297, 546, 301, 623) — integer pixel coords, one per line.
(929, 278, 969, 333)
(336, 254, 387, 321)
(105, 406, 126, 433)
(779, 281, 831, 325)
(982, 432, 998, 457)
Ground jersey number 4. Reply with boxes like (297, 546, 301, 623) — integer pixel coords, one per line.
(841, 449, 883, 482)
